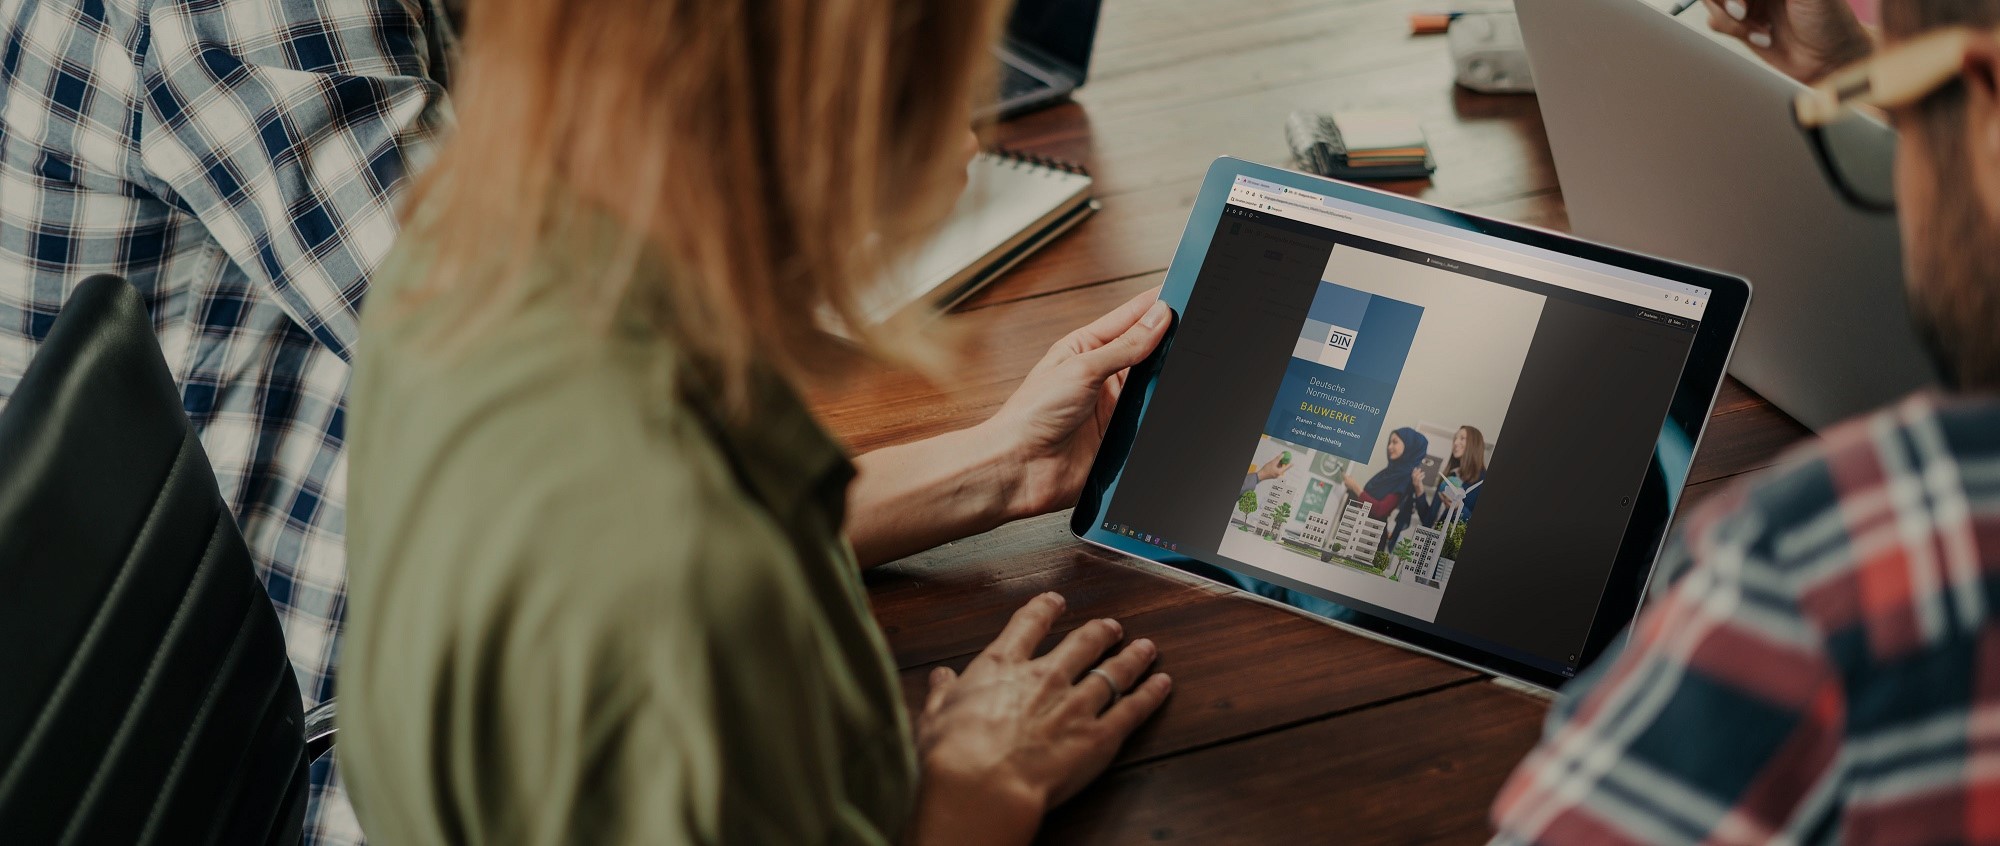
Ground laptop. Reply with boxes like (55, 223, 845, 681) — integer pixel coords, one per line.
(1516, 0, 1939, 431)
(988, 0, 1104, 119)
(1073, 158, 1750, 690)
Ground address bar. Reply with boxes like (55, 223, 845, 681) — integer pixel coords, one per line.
(1226, 185, 1703, 319)
(1230, 186, 1640, 303)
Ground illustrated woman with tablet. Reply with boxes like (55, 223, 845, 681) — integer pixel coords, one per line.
(1414, 425, 1488, 525)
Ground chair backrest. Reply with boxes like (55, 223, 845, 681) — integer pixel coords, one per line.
(0, 276, 308, 845)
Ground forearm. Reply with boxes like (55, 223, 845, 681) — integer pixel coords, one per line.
(847, 423, 1023, 568)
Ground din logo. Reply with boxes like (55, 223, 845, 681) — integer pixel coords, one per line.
(1319, 325, 1358, 369)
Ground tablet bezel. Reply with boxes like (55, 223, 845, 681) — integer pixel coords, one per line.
(1070, 156, 1751, 691)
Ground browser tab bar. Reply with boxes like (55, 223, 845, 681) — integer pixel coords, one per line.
(1223, 183, 1707, 320)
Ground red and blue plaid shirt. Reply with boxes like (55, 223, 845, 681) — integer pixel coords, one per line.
(1493, 392, 2000, 845)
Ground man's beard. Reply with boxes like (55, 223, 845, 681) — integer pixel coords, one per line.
(1907, 286, 1962, 389)
(1906, 194, 2000, 392)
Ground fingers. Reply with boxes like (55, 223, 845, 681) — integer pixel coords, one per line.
(1069, 286, 1166, 352)
(1034, 287, 1167, 380)
(1097, 369, 1132, 417)
(1070, 638, 1158, 713)
(1727, 0, 1770, 27)
(1029, 288, 1155, 377)
(983, 591, 1067, 661)
(924, 665, 958, 713)
(1704, 1, 1748, 38)
(1043, 617, 1124, 677)
(1100, 673, 1174, 737)
(1701, 0, 1746, 31)
(1068, 301, 1172, 383)
(1703, 0, 1769, 48)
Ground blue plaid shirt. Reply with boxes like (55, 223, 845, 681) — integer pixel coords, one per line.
(1, 0, 452, 842)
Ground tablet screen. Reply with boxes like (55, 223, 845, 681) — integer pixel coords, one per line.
(1093, 173, 1720, 682)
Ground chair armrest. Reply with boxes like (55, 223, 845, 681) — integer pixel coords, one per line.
(304, 699, 338, 764)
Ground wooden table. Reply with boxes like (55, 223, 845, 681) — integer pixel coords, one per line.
(810, 2, 1814, 841)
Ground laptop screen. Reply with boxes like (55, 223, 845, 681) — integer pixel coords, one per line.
(1096, 174, 1714, 680)
(1007, 0, 1103, 76)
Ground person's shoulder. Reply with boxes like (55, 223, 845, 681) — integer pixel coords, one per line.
(353, 249, 789, 586)
(1681, 393, 2000, 637)
(1732, 392, 2000, 535)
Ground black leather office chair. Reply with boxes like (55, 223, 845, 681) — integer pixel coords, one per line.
(0, 275, 336, 844)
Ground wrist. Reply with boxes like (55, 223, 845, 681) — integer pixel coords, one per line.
(967, 418, 1037, 523)
(906, 761, 1045, 846)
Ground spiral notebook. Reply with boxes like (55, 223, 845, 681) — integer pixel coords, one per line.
(856, 148, 1097, 325)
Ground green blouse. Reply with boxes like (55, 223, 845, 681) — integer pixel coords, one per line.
(340, 243, 916, 844)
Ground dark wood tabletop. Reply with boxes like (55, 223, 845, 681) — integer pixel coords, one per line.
(810, 1, 1814, 842)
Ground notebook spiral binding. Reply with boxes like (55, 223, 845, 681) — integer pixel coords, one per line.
(987, 146, 1090, 177)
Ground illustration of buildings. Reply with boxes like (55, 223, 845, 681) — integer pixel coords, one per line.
(1403, 525, 1446, 588)
(1255, 478, 1296, 538)
(1299, 511, 1332, 549)
(1330, 498, 1385, 564)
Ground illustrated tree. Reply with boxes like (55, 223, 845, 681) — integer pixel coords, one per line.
(1441, 521, 1467, 560)
(1373, 550, 1391, 570)
(1237, 490, 1259, 528)
(1394, 537, 1415, 562)
(1274, 502, 1292, 526)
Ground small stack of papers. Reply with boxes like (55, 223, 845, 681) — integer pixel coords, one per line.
(1286, 110, 1437, 181)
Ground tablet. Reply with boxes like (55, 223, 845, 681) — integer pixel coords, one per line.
(1071, 157, 1750, 691)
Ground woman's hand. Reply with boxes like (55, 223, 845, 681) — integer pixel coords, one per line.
(1343, 472, 1364, 496)
(1255, 455, 1292, 483)
(1703, 0, 1872, 84)
(979, 288, 1173, 518)
(906, 592, 1171, 846)
(843, 288, 1169, 568)
(1410, 466, 1426, 490)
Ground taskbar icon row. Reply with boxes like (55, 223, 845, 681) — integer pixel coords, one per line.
(1101, 522, 1180, 553)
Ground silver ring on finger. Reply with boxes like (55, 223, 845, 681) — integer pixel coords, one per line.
(1087, 667, 1122, 707)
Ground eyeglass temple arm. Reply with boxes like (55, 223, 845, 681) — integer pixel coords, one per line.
(1797, 27, 1999, 126)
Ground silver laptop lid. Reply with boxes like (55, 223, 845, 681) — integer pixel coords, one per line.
(1517, 0, 1938, 430)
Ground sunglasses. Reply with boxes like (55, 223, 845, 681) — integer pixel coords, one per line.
(1791, 25, 2000, 213)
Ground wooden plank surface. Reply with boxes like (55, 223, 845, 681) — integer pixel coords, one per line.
(816, 1, 1816, 841)
(872, 515, 1477, 767)
(1039, 682, 1549, 845)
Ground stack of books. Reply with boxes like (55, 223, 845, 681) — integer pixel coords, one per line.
(1286, 110, 1437, 181)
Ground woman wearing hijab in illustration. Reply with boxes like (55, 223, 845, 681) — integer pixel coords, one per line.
(1342, 427, 1429, 526)
(1414, 425, 1487, 528)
